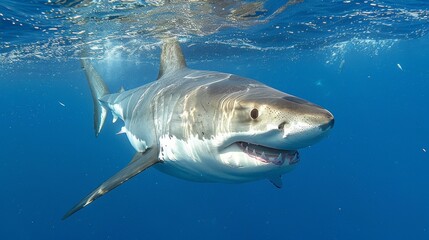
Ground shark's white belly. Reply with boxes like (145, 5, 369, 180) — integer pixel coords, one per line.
(154, 134, 296, 183)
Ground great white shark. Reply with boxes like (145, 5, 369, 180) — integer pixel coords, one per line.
(63, 39, 334, 219)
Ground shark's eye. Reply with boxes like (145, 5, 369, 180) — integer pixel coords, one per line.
(250, 109, 259, 119)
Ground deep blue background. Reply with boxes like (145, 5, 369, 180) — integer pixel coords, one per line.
(1, 36, 429, 239)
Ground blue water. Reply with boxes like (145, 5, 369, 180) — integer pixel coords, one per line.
(1, 0, 429, 239)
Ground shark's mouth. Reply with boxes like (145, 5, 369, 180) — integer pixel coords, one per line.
(235, 142, 299, 166)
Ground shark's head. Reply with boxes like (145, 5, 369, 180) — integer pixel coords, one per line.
(221, 87, 334, 149)
(210, 76, 334, 172)
(158, 72, 334, 182)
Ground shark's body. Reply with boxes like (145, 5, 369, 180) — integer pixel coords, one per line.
(63, 39, 334, 219)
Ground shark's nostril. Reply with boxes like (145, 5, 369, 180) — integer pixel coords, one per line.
(278, 121, 286, 130)
(319, 118, 334, 131)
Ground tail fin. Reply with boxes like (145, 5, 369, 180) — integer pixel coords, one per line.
(81, 58, 110, 137)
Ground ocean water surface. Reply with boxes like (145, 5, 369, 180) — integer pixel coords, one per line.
(1, 0, 429, 239)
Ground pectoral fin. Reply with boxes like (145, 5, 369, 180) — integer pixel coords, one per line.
(269, 176, 283, 188)
(63, 148, 160, 219)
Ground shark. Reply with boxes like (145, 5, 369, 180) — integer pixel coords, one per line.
(63, 39, 334, 219)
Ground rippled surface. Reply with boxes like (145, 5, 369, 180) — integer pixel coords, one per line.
(1, 0, 428, 62)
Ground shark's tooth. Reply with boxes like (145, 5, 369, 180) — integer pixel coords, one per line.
(277, 153, 282, 162)
(245, 146, 249, 152)
(252, 149, 256, 155)
(261, 152, 266, 159)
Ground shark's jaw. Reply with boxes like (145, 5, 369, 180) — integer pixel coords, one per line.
(234, 141, 299, 166)
(215, 131, 303, 171)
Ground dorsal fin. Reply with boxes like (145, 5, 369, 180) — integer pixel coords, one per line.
(157, 38, 187, 79)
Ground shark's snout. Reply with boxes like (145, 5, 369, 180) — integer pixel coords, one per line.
(278, 107, 334, 150)
(319, 113, 334, 131)
(314, 109, 334, 131)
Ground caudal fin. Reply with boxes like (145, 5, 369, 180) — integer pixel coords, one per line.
(81, 58, 110, 137)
